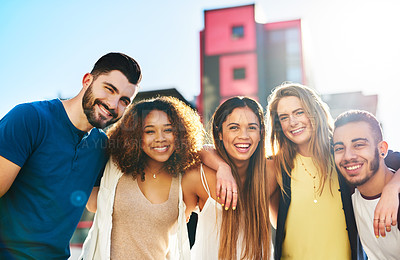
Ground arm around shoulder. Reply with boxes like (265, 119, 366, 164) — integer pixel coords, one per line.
(200, 145, 237, 209)
(373, 149, 400, 237)
(86, 187, 99, 213)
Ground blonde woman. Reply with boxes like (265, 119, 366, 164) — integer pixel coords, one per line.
(267, 83, 400, 259)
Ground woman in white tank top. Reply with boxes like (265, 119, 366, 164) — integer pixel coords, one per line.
(183, 97, 274, 259)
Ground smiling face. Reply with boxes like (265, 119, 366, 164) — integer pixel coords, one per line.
(82, 70, 137, 129)
(219, 107, 260, 166)
(276, 96, 313, 154)
(333, 121, 381, 186)
(141, 110, 176, 164)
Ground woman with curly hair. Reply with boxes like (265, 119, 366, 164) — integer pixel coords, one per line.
(80, 96, 205, 259)
(183, 96, 272, 260)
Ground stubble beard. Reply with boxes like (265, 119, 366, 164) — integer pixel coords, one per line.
(82, 84, 118, 129)
(349, 148, 380, 187)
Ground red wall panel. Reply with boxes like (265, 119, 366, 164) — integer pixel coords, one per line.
(204, 5, 256, 56)
(219, 53, 258, 97)
(264, 19, 301, 31)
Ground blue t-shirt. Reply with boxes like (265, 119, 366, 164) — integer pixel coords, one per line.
(0, 99, 108, 259)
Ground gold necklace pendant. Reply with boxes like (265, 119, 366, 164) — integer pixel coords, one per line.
(299, 156, 318, 203)
(143, 169, 160, 180)
(149, 166, 163, 179)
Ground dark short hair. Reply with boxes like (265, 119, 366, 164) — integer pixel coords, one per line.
(91, 52, 142, 85)
(334, 110, 383, 143)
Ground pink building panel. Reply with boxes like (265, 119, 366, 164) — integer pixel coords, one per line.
(219, 53, 258, 97)
(263, 19, 301, 31)
(204, 5, 256, 56)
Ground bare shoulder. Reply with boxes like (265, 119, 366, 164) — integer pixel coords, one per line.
(201, 164, 217, 198)
(265, 156, 278, 194)
(182, 164, 217, 200)
(202, 164, 217, 177)
(266, 157, 276, 177)
(183, 165, 201, 183)
(266, 157, 276, 171)
(182, 165, 207, 192)
(184, 164, 215, 181)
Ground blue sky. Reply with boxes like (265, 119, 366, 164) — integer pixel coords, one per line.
(1, 0, 400, 149)
(0, 0, 251, 107)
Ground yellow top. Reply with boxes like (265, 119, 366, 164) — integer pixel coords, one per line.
(281, 154, 351, 260)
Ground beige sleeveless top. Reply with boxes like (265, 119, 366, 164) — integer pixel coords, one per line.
(110, 174, 179, 259)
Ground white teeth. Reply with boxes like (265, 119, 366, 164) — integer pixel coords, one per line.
(153, 146, 168, 152)
(235, 144, 250, 148)
(346, 165, 361, 171)
(292, 128, 304, 134)
(99, 105, 111, 116)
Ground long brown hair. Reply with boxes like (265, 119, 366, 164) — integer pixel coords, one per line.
(211, 96, 270, 260)
(267, 83, 335, 193)
(107, 96, 204, 179)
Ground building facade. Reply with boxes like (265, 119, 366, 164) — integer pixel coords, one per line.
(197, 4, 305, 123)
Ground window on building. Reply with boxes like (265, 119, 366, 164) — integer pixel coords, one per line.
(233, 68, 246, 80)
(232, 25, 244, 39)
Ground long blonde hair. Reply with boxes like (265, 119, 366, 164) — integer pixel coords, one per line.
(267, 83, 335, 194)
(211, 96, 270, 260)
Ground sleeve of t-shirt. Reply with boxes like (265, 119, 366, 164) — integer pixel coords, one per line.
(385, 150, 400, 172)
(398, 194, 400, 231)
(0, 103, 41, 167)
(94, 164, 106, 187)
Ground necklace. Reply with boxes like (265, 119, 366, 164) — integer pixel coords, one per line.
(299, 156, 318, 203)
(146, 166, 164, 179)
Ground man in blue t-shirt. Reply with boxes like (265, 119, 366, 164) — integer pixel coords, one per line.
(0, 52, 142, 259)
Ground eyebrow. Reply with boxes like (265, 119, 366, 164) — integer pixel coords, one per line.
(333, 138, 368, 147)
(351, 138, 369, 143)
(226, 122, 259, 127)
(104, 82, 118, 93)
(332, 141, 343, 147)
(104, 82, 132, 104)
(278, 108, 303, 117)
(143, 123, 172, 129)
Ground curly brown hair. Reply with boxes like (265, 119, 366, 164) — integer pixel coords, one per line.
(106, 96, 204, 180)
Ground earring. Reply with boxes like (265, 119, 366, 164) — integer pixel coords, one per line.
(381, 153, 385, 156)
